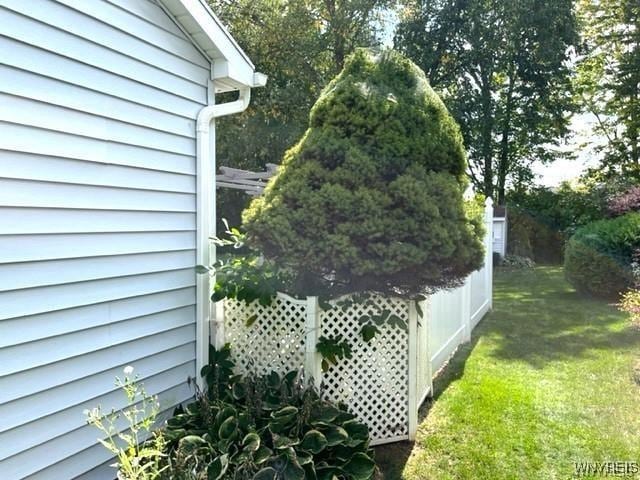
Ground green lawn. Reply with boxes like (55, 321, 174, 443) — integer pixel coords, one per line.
(376, 266, 640, 480)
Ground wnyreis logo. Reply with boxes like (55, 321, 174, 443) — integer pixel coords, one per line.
(574, 462, 639, 477)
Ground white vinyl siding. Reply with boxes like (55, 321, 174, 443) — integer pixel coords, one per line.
(0, 0, 209, 478)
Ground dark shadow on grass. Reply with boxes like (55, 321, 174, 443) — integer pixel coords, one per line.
(374, 329, 483, 479)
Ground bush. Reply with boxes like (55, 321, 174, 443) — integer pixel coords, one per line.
(499, 254, 536, 269)
(242, 49, 484, 298)
(162, 346, 376, 480)
(507, 209, 565, 264)
(564, 213, 640, 298)
(608, 186, 640, 217)
(506, 177, 638, 263)
(620, 289, 640, 327)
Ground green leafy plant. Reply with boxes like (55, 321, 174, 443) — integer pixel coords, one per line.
(498, 254, 536, 270)
(242, 49, 484, 299)
(200, 344, 240, 402)
(316, 335, 353, 372)
(161, 346, 376, 480)
(208, 220, 293, 308)
(564, 212, 640, 298)
(85, 367, 167, 480)
(620, 289, 640, 327)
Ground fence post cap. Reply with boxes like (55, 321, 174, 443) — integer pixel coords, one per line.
(485, 196, 494, 207)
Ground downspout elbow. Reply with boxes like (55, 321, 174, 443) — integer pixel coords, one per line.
(197, 86, 251, 133)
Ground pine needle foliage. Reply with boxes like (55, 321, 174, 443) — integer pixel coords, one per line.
(242, 49, 484, 298)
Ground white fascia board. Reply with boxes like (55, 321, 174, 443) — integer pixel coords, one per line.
(158, 0, 257, 90)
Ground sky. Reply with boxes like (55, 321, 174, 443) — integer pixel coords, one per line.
(532, 113, 602, 187)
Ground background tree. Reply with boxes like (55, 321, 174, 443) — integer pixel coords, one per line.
(394, 0, 578, 203)
(210, 0, 390, 230)
(576, 0, 640, 179)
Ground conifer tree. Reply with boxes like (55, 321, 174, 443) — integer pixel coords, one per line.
(242, 50, 484, 297)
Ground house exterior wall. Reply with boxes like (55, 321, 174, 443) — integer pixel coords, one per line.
(0, 1, 210, 477)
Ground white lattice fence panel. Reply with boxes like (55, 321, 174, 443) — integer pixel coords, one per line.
(222, 293, 308, 376)
(319, 296, 410, 444)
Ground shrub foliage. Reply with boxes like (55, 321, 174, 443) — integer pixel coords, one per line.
(242, 49, 484, 298)
(506, 178, 638, 263)
(162, 346, 376, 480)
(608, 186, 640, 217)
(564, 212, 640, 298)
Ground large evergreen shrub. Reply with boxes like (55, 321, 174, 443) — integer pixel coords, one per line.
(564, 212, 640, 298)
(242, 49, 484, 298)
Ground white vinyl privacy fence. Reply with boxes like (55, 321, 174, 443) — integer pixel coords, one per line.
(216, 198, 494, 445)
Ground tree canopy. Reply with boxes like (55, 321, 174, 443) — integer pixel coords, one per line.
(210, 0, 390, 230)
(242, 50, 485, 298)
(394, 0, 578, 203)
(576, 0, 640, 179)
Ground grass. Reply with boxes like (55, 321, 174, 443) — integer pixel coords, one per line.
(376, 266, 640, 479)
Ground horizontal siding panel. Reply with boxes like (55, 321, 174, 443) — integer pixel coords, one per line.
(0, 207, 195, 235)
(0, 362, 194, 460)
(2, 383, 193, 480)
(0, 178, 196, 212)
(0, 94, 195, 155)
(56, 0, 209, 67)
(0, 305, 196, 376)
(0, 231, 195, 264)
(73, 458, 118, 480)
(0, 269, 195, 321)
(0, 66, 196, 138)
(0, 288, 196, 348)
(0, 7, 208, 102)
(0, 326, 195, 404)
(106, 0, 188, 38)
(27, 405, 187, 480)
(0, 37, 203, 118)
(0, 344, 195, 432)
(0, 150, 195, 193)
(0, 1, 212, 476)
(0, 122, 196, 174)
(0, 250, 195, 292)
(1, 0, 209, 81)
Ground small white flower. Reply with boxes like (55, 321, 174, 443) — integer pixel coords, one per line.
(123, 366, 134, 375)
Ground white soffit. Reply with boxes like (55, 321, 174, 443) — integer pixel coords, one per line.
(158, 0, 260, 92)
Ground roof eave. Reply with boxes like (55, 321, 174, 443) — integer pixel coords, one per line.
(158, 0, 264, 92)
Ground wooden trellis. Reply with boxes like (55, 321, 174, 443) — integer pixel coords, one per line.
(216, 163, 278, 195)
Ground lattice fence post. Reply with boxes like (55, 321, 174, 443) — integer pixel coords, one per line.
(213, 300, 226, 349)
(304, 296, 322, 388)
(407, 300, 419, 440)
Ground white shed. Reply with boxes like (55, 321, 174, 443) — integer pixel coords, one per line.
(492, 205, 507, 258)
(0, 1, 263, 478)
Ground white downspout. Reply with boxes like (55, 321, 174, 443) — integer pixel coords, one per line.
(195, 87, 251, 390)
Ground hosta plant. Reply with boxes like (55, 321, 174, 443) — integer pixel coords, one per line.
(162, 345, 376, 480)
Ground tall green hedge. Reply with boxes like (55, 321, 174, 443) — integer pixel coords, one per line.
(564, 212, 640, 298)
(242, 49, 484, 297)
